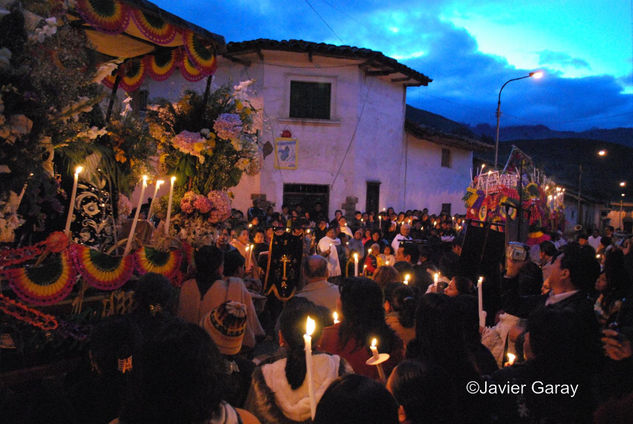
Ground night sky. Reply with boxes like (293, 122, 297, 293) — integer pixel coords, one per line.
(152, 0, 632, 131)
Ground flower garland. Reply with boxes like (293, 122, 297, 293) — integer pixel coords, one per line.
(5, 250, 77, 306)
(134, 246, 182, 285)
(0, 293, 58, 331)
(70, 244, 135, 291)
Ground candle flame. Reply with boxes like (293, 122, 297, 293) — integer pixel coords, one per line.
(506, 352, 516, 365)
(75, 165, 84, 175)
(478, 276, 484, 285)
(305, 316, 316, 336)
(353, 253, 359, 261)
(333, 311, 339, 324)
(434, 272, 439, 282)
(156, 179, 165, 187)
(404, 274, 410, 285)
(368, 248, 372, 254)
(371, 338, 377, 348)
(170, 176, 176, 182)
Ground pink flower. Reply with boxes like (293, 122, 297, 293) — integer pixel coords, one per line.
(172, 130, 206, 163)
(180, 191, 197, 214)
(193, 194, 212, 214)
(213, 113, 242, 142)
(207, 190, 231, 222)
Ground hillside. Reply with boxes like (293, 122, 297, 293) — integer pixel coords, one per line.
(470, 123, 633, 148)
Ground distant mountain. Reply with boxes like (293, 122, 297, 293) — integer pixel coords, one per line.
(406, 105, 475, 138)
(470, 123, 633, 148)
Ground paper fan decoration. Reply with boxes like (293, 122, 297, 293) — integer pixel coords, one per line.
(71, 244, 135, 291)
(182, 29, 218, 74)
(119, 59, 146, 92)
(5, 251, 77, 306)
(131, 8, 178, 44)
(135, 246, 182, 282)
(179, 54, 207, 81)
(144, 48, 179, 81)
(76, 0, 131, 34)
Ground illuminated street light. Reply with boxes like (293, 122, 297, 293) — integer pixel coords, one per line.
(598, 150, 607, 156)
(620, 181, 626, 187)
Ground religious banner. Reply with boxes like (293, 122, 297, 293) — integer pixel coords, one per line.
(264, 232, 303, 300)
(274, 137, 298, 170)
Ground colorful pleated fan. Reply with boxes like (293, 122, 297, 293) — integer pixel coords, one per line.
(131, 8, 178, 44)
(76, 0, 130, 34)
(6, 251, 77, 306)
(119, 59, 145, 92)
(135, 246, 182, 282)
(182, 29, 217, 74)
(179, 54, 207, 81)
(144, 48, 179, 81)
(71, 244, 135, 290)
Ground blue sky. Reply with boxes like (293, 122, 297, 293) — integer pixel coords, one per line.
(153, 0, 632, 131)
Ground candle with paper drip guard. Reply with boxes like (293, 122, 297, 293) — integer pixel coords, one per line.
(303, 316, 317, 420)
(147, 179, 164, 221)
(64, 166, 83, 235)
(477, 276, 486, 328)
(124, 175, 148, 256)
(353, 252, 359, 276)
(164, 176, 176, 235)
(366, 337, 390, 382)
(332, 311, 340, 324)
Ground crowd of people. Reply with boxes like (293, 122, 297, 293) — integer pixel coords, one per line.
(5, 201, 633, 424)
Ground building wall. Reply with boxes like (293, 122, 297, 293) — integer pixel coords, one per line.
(403, 133, 472, 215)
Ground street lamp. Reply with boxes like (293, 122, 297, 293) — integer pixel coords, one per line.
(598, 149, 607, 157)
(620, 181, 626, 187)
(495, 71, 543, 168)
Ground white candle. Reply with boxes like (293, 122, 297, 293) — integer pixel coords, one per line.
(333, 311, 340, 324)
(477, 276, 485, 328)
(370, 338, 386, 381)
(304, 316, 317, 420)
(353, 252, 359, 276)
(64, 166, 83, 235)
(124, 175, 148, 256)
(164, 176, 176, 235)
(433, 272, 439, 288)
(147, 179, 164, 221)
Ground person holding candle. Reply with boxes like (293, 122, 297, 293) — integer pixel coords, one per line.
(244, 298, 352, 424)
(363, 243, 380, 277)
(319, 277, 404, 380)
(383, 282, 417, 349)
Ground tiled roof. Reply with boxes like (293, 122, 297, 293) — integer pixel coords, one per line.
(405, 120, 494, 152)
(225, 39, 432, 86)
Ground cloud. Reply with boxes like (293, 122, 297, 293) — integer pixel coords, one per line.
(538, 50, 590, 70)
(150, 0, 633, 131)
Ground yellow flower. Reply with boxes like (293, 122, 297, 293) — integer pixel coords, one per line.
(159, 153, 169, 164)
(193, 141, 205, 153)
(114, 147, 127, 163)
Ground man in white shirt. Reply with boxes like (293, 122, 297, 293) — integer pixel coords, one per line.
(588, 228, 602, 251)
(391, 223, 412, 253)
(317, 227, 341, 279)
(295, 255, 340, 313)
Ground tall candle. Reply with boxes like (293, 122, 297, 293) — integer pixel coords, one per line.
(304, 316, 317, 420)
(477, 276, 485, 328)
(124, 175, 148, 256)
(353, 252, 359, 276)
(164, 176, 176, 235)
(147, 179, 164, 221)
(370, 338, 386, 381)
(64, 166, 83, 235)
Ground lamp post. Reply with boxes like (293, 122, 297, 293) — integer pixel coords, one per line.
(494, 71, 543, 169)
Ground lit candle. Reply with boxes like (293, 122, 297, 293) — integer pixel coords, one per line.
(505, 352, 516, 367)
(433, 272, 439, 289)
(477, 276, 485, 329)
(64, 166, 83, 235)
(164, 176, 176, 235)
(363, 264, 367, 276)
(404, 274, 410, 285)
(304, 316, 317, 420)
(353, 252, 359, 276)
(333, 311, 340, 324)
(124, 175, 148, 256)
(147, 179, 164, 221)
(245, 245, 251, 269)
(369, 338, 386, 381)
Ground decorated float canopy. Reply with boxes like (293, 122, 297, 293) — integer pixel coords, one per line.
(66, 0, 225, 90)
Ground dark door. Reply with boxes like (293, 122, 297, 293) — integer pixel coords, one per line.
(366, 181, 380, 213)
(283, 184, 329, 216)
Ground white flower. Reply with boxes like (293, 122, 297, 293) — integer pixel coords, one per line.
(93, 60, 121, 83)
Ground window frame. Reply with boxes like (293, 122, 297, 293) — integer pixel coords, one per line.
(284, 74, 337, 121)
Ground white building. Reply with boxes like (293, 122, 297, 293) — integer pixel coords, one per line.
(147, 39, 488, 217)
